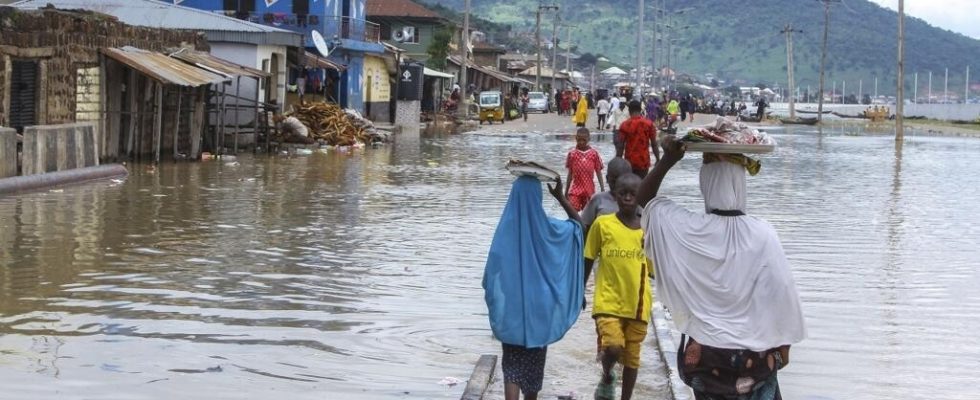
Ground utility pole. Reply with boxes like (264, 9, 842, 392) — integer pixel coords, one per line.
(550, 10, 560, 95)
(896, 0, 904, 141)
(459, 0, 470, 118)
(535, 9, 541, 90)
(859, 79, 863, 103)
(637, 0, 645, 93)
(913, 72, 917, 103)
(535, 4, 559, 91)
(944, 67, 949, 103)
(817, 0, 840, 121)
(563, 24, 575, 84)
(928, 71, 932, 103)
(966, 66, 970, 104)
(874, 76, 878, 100)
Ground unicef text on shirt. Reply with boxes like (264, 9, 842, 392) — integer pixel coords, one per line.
(603, 248, 646, 261)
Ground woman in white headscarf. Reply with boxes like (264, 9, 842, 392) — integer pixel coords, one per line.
(636, 137, 806, 400)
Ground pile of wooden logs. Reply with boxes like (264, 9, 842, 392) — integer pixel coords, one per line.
(285, 102, 382, 146)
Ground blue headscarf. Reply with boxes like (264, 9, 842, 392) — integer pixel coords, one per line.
(483, 176, 584, 348)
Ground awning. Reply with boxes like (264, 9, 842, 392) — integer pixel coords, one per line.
(303, 51, 346, 71)
(512, 77, 534, 86)
(424, 67, 454, 79)
(448, 56, 521, 84)
(102, 47, 228, 87)
(170, 49, 269, 79)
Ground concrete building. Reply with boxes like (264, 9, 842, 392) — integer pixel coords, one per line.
(472, 42, 506, 70)
(162, 0, 385, 117)
(365, 0, 455, 64)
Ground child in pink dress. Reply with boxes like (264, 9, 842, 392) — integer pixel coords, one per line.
(565, 128, 605, 211)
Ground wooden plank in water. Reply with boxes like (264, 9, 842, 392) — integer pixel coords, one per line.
(460, 354, 497, 400)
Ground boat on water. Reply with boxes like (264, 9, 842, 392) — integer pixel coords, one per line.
(796, 109, 833, 114)
(780, 117, 820, 125)
(831, 111, 867, 119)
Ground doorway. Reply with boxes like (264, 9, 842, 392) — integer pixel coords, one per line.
(10, 59, 39, 133)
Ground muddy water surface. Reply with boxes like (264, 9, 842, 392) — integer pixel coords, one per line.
(1, 121, 979, 399)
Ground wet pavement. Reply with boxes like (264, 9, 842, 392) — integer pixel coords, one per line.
(1, 112, 979, 399)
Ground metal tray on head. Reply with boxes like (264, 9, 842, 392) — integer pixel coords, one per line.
(506, 160, 560, 182)
(683, 142, 776, 154)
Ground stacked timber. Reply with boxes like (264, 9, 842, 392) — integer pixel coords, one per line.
(282, 102, 386, 146)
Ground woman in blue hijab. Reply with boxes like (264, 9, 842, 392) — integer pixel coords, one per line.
(484, 176, 584, 400)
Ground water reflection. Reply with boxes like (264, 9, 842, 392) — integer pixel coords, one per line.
(1, 126, 980, 399)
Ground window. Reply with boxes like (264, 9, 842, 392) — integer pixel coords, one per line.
(223, 0, 255, 12)
(10, 60, 39, 133)
(293, 1, 309, 15)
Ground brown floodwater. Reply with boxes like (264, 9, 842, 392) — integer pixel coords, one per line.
(1, 122, 979, 399)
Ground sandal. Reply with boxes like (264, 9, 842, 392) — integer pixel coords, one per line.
(593, 370, 617, 400)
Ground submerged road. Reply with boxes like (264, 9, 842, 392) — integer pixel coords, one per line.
(1, 111, 979, 399)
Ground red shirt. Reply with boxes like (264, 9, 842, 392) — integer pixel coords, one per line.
(566, 147, 603, 196)
(619, 116, 657, 170)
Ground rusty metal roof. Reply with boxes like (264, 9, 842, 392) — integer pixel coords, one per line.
(103, 47, 229, 87)
(170, 49, 269, 79)
(366, 0, 444, 20)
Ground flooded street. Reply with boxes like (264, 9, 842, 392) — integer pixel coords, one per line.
(1, 114, 979, 399)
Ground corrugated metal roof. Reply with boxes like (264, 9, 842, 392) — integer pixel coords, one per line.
(303, 51, 346, 72)
(366, 0, 444, 20)
(103, 47, 229, 87)
(10, 0, 302, 47)
(449, 56, 518, 83)
(423, 67, 454, 79)
(170, 49, 269, 79)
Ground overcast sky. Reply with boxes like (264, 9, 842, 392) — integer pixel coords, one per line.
(868, 0, 980, 39)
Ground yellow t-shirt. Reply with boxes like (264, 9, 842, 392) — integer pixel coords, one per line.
(584, 214, 653, 322)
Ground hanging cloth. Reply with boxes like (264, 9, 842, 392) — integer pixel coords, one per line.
(483, 176, 584, 348)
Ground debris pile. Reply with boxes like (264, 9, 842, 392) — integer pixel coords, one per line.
(281, 102, 387, 146)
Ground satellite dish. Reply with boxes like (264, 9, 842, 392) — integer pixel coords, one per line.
(311, 30, 331, 57)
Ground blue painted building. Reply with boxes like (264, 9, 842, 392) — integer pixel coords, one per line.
(163, 0, 385, 113)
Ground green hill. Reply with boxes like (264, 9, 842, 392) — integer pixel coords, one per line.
(420, 0, 980, 96)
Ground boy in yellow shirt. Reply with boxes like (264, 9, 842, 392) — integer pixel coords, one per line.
(583, 173, 652, 400)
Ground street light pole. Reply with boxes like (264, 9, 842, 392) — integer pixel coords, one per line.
(637, 0, 645, 93)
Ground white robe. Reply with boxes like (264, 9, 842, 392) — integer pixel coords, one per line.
(642, 162, 806, 351)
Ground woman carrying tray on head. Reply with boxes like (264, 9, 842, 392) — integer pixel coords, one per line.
(636, 137, 807, 400)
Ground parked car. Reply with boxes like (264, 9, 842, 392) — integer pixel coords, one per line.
(526, 91, 549, 113)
